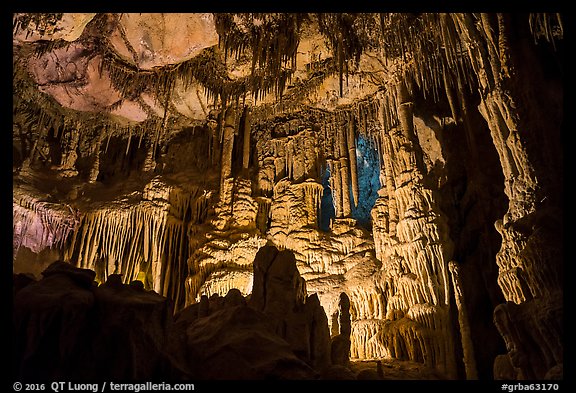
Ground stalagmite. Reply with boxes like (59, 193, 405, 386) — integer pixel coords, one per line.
(331, 292, 351, 366)
(338, 292, 351, 337)
(448, 260, 478, 380)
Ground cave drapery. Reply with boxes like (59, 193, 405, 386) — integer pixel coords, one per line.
(12, 12, 563, 380)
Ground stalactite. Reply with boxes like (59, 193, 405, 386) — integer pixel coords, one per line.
(13, 195, 79, 255)
(20, 111, 46, 170)
(88, 134, 103, 183)
(455, 70, 480, 166)
(351, 320, 387, 359)
(381, 134, 398, 238)
(337, 159, 350, 218)
(300, 180, 324, 228)
(57, 125, 80, 176)
(255, 196, 271, 233)
(125, 126, 132, 156)
(242, 107, 251, 170)
(142, 141, 156, 173)
(442, 64, 460, 123)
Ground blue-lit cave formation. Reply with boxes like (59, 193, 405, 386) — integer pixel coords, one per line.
(350, 135, 380, 228)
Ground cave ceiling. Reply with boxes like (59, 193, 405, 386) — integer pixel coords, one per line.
(12, 13, 464, 134)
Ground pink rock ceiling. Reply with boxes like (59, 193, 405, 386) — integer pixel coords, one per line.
(108, 13, 219, 70)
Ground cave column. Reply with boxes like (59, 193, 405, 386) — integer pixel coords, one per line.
(454, 17, 563, 379)
(376, 98, 399, 238)
(395, 78, 416, 143)
(441, 13, 563, 379)
(220, 107, 235, 204)
(337, 122, 351, 217)
(339, 158, 351, 217)
(370, 79, 458, 377)
(448, 261, 479, 380)
(346, 113, 359, 208)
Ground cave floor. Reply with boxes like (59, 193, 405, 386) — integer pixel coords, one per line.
(349, 359, 446, 380)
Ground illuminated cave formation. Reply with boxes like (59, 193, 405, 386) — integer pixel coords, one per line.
(12, 13, 563, 381)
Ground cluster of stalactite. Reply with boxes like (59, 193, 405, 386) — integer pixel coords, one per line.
(14, 13, 562, 143)
(316, 13, 375, 97)
(214, 13, 305, 100)
(325, 113, 361, 219)
(13, 13, 65, 38)
(13, 58, 172, 176)
(13, 193, 80, 255)
(13, 13, 306, 166)
(62, 181, 211, 308)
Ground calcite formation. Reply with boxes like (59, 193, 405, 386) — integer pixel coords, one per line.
(13, 13, 563, 380)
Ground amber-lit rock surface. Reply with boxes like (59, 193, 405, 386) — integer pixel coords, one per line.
(13, 13, 563, 380)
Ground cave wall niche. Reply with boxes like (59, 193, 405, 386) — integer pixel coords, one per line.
(12, 12, 563, 381)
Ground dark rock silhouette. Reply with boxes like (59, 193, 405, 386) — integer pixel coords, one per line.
(14, 247, 337, 380)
